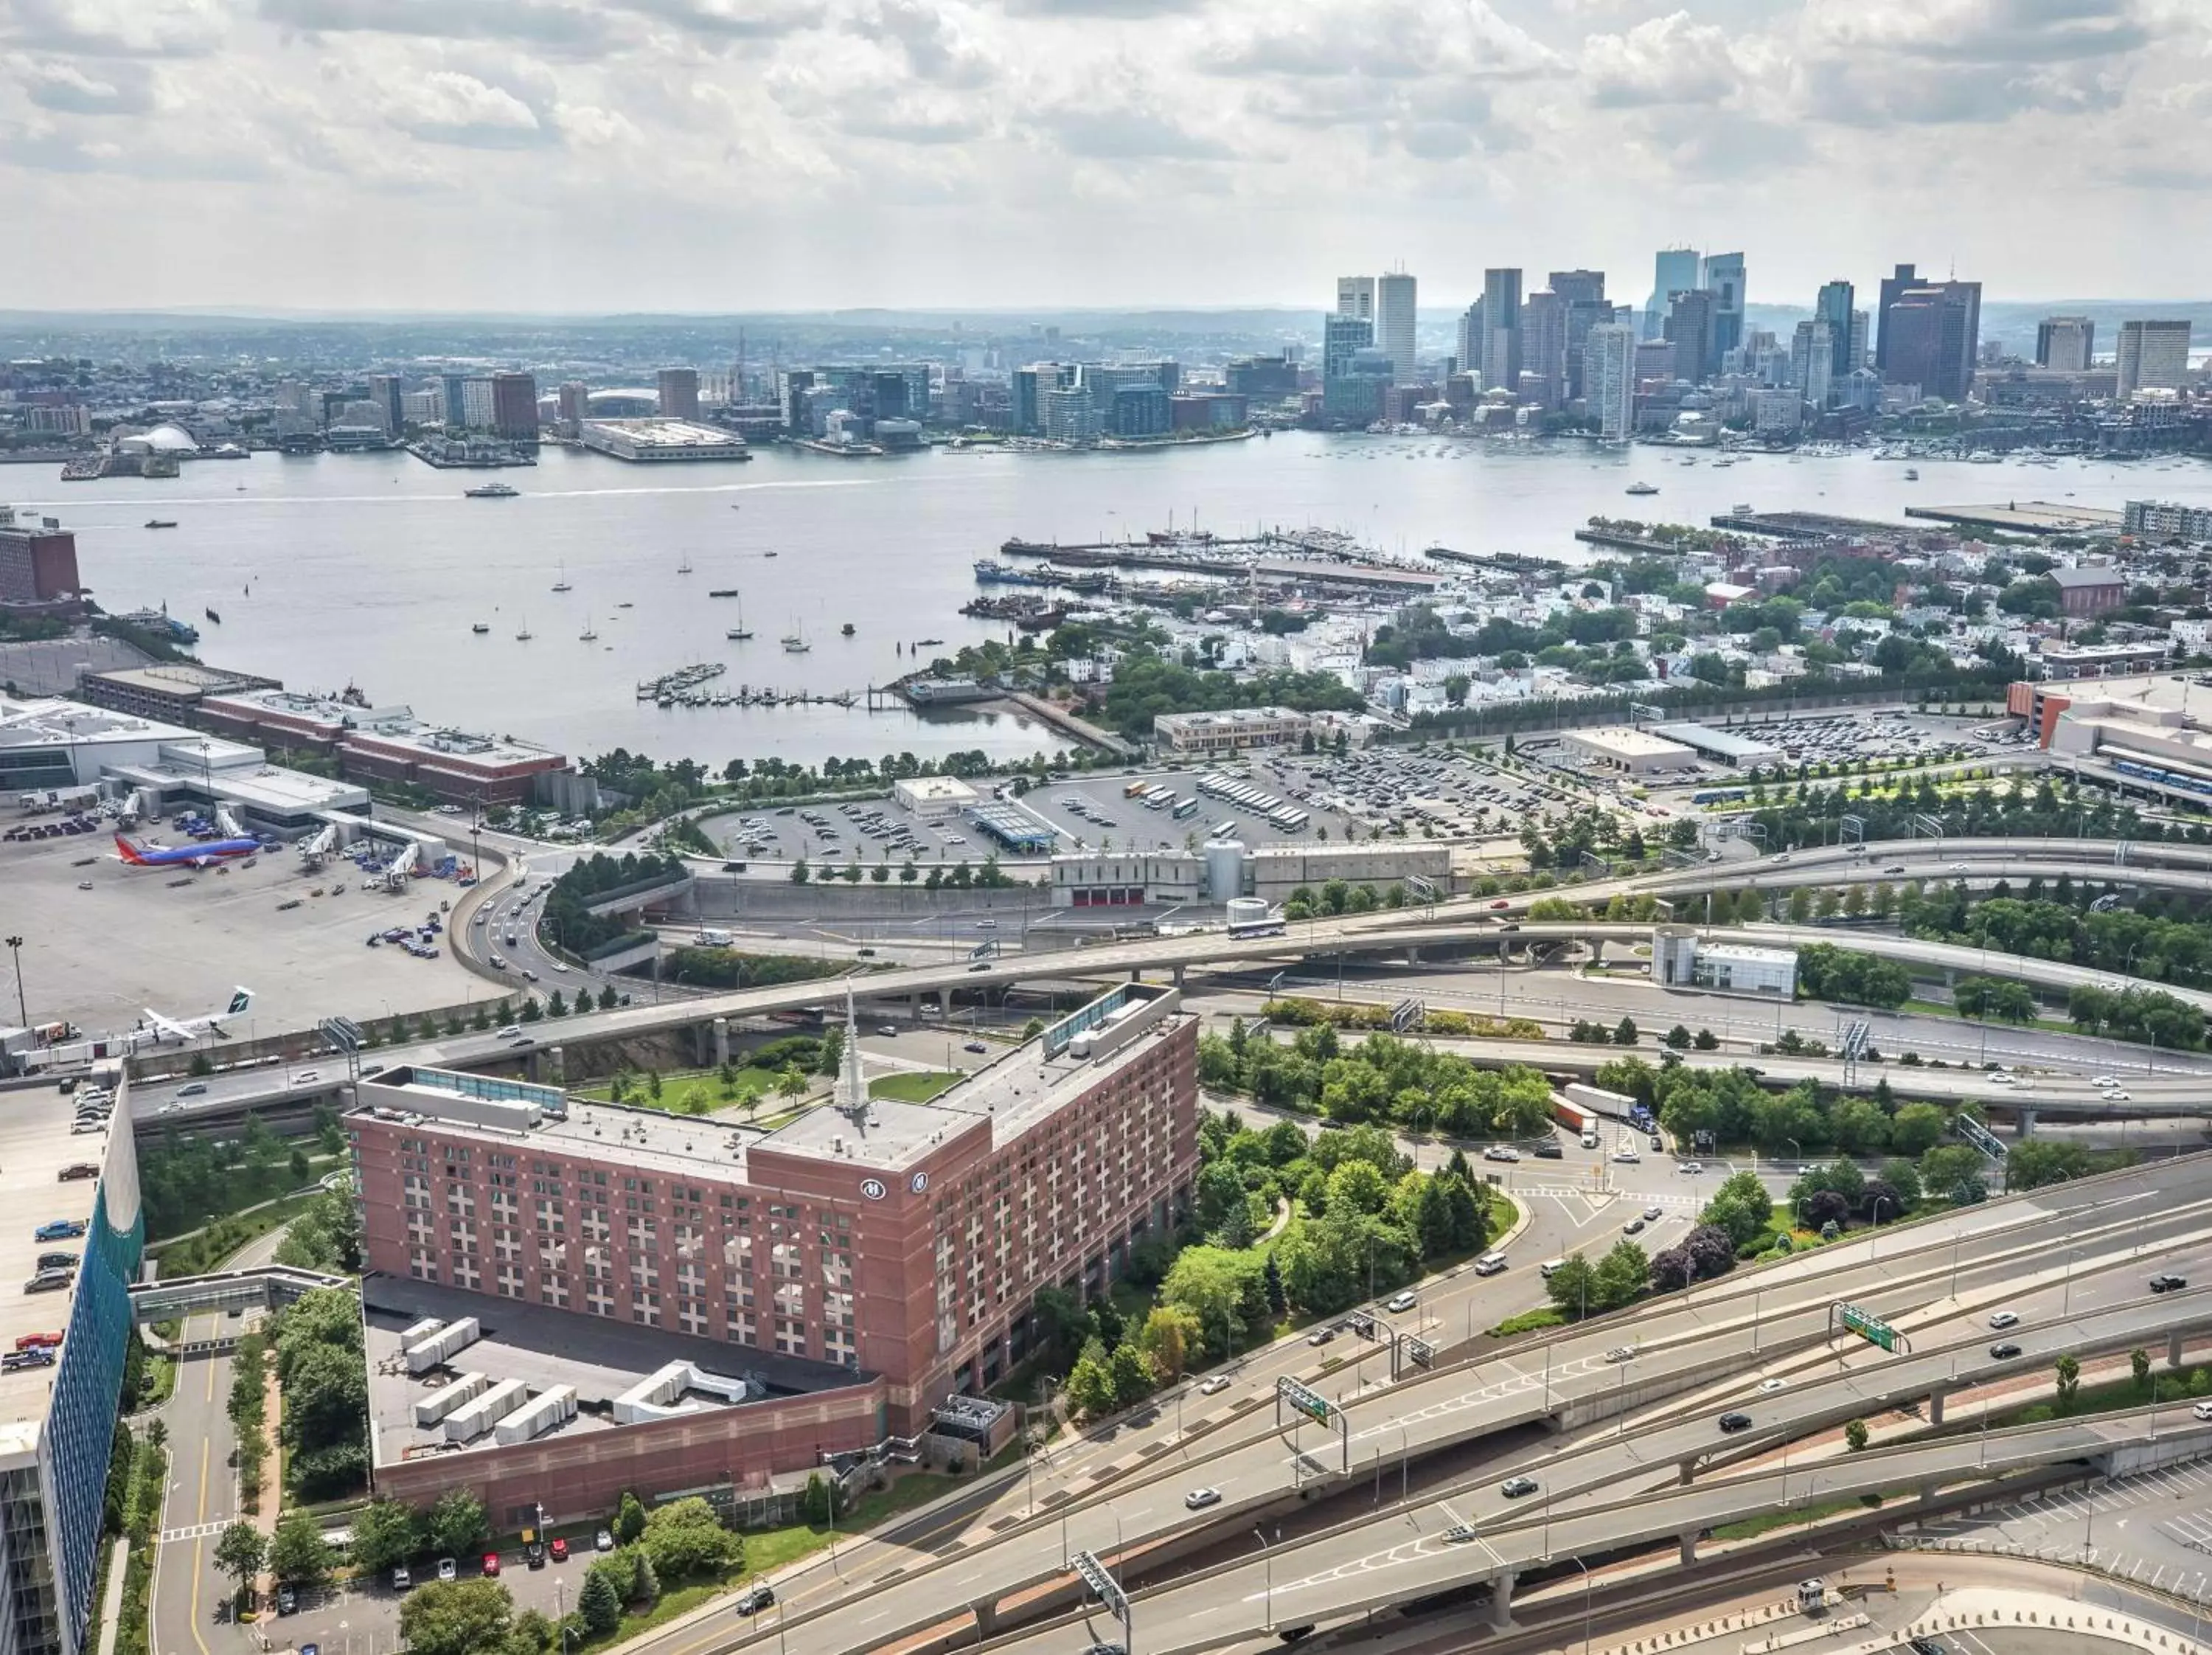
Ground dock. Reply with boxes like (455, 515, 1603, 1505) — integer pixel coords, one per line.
(1902, 500, 2126, 537)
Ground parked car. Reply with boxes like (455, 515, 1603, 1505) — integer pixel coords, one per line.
(481, 1552, 501, 1578)
(594, 1530, 614, 1552)
(437, 1558, 457, 1583)
(549, 1538, 568, 1563)
(392, 1566, 411, 1591)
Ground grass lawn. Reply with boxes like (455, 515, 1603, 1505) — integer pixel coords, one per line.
(1991, 1364, 2212, 1429)
(140, 1354, 177, 1410)
(1489, 1306, 1566, 1338)
(573, 1570, 744, 1654)
(868, 1071, 964, 1104)
(742, 1456, 1009, 1578)
(142, 1149, 347, 1245)
(1713, 1493, 1883, 1541)
(571, 1066, 793, 1117)
(151, 1187, 333, 1277)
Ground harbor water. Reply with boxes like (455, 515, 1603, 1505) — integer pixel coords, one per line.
(22, 434, 2212, 768)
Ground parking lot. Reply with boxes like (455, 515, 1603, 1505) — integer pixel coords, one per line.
(0, 825, 482, 1042)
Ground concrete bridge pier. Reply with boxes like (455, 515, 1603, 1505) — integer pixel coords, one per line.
(1173, 963, 1186, 988)
(546, 1045, 564, 1085)
(1929, 1387, 1947, 1426)
(1679, 1530, 1698, 1565)
(2172, 1328, 2187, 1367)
(2017, 1107, 2037, 1138)
(712, 1017, 731, 1068)
(1679, 1458, 1696, 1485)
(972, 1600, 998, 1640)
(1405, 947, 1423, 966)
(1489, 1572, 1514, 1630)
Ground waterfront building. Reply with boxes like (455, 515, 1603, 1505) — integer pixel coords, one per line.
(2037, 316, 2096, 373)
(1011, 364, 1070, 437)
(655, 369, 700, 420)
(557, 381, 590, 435)
(1375, 271, 1418, 384)
(1790, 320, 1834, 407)
(1700, 252, 1746, 360)
(1154, 706, 1311, 754)
(1876, 264, 1980, 400)
(577, 418, 750, 463)
(1454, 300, 1484, 385)
(1550, 270, 1608, 400)
(1665, 288, 1717, 383)
(1335, 275, 1374, 325)
(1043, 385, 1099, 443)
(1224, 355, 1298, 398)
(1583, 322, 1635, 440)
(1169, 392, 1248, 430)
(490, 372, 539, 441)
(1481, 268, 1523, 392)
(2125, 500, 2212, 543)
(1849, 310, 1871, 374)
(441, 373, 470, 429)
(1519, 289, 1566, 409)
(1107, 383, 1171, 437)
(2116, 320, 2193, 397)
(367, 374, 404, 436)
(461, 378, 497, 431)
(0, 506, 83, 607)
(1643, 246, 1700, 339)
(1815, 281, 1855, 379)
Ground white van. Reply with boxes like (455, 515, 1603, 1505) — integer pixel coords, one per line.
(1539, 1258, 1566, 1280)
(495, 1024, 523, 1040)
(1473, 1253, 1508, 1276)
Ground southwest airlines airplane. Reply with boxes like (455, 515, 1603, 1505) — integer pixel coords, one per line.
(114, 832, 260, 869)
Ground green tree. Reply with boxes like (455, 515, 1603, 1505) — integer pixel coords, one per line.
(1065, 1337, 1118, 1418)
(639, 1497, 740, 1579)
(1545, 1252, 1599, 1316)
(615, 1491, 647, 1546)
(349, 1499, 420, 1575)
(2007, 1139, 2092, 1192)
(1890, 1103, 1947, 1157)
(213, 1521, 266, 1603)
(422, 1488, 489, 1557)
(2132, 1347, 2152, 1389)
(402, 1580, 517, 1655)
(2055, 1353, 2081, 1411)
(577, 1567, 623, 1636)
(1591, 1239, 1649, 1311)
(778, 1064, 808, 1103)
(1136, 1305, 1200, 1382)
(269, 1509, 334, 1587)
(1844, 1418, 1870, 1453)
(1109, 1341, 1155, 1408)
(1613, 1016, 1638, 1047)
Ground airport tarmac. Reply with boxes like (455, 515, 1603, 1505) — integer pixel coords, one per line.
(0, 827, 483, 1041)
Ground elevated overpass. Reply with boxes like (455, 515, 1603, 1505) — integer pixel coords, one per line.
(121, 835, 2212, 1126)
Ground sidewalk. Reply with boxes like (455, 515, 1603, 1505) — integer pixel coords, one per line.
(92, 1538, 127, 1655)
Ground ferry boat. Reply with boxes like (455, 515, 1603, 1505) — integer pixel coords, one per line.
(145, 518, 178, 529)
(1626, 482, 1659, 496)
(916, 637, 944, 647)
(465, 482, 520, 499)
(471, 623, 490, 634)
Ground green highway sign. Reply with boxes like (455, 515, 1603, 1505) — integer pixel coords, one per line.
(1276, 1375, 1330, 1424)
(1839, 1301, 1899, 1353)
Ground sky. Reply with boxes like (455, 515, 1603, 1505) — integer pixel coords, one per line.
(3, 0, 2208, 315)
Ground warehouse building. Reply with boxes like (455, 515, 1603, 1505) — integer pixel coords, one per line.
(1648, 722, 1781, 768)
(1560, 725, 1697, 776)
(1652, 926, 1798, 997)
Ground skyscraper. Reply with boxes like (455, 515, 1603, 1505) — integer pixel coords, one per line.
(1550, 270, 1608, 401)
(2036, 317, 2096, 372)
(1584, 323, 1635, 441)
(1481, 268, 1523, 392)
(1879, 273, 1981, 401)
(1375, 271, 1418, 384)
(1644, 247, 1700, 339)
(1791, 321, 1834, 408)
(1520, 289, 1566, 409)
(366, 374, 403, 437)
(1664, 288, 1717, 382)
(1815, 281, 1855, 380)
(2115, 320, 2192, 395)
(1322, 315, 1372, 384)
(1700, 253, 1747, 360)
(1455, 299, 1484, 381)
(1849, 311, 1870, 374)
(490, 372, 540, 441)
(656, 368, 701, 420)
(441, 372, 470, 430)
(1336, 276, 1375, 325)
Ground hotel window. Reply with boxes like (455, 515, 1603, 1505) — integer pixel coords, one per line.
(495, 1263, 524, 1299)
(534, 1199, 563, 1235)
(725, 1308, 757, 1346)
(540, 1277, 570, 1311)
(493, 1229, 522, 1262)
(625, 1216, 658, 1252)
(408, 1247, 437, 1283)
(773, 1316, 807, 1358)
(451, 1255, 481, 1292)
(723, 1233, 753, 1274)
(631, 1291, 662, 1329)
(585, 1281, 614, 1318)
(677, 1298, 709, 1338)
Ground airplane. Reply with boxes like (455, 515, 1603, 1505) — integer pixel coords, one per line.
(115, 832, 260, 869)
(139, 988, 254, 1046)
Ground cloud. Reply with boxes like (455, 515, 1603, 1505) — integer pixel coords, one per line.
(7, 0, 226, 57)
(385, 69, 555, 148)
(1806, 0, 2153, 64)
(256, 0, 611, 49)
(5, 52, 156, 112)
(1203, 0, 1559, 80)
(860, 0, 998, 88)
(604, 0, 818, 40)
(1030, 105, 1233, 160)
(1582, 12, 1740, 108)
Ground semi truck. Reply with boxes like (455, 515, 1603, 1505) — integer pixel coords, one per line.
(1551, 1097, 1600, 1149)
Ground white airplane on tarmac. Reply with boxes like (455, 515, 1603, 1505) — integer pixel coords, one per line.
(136, 988, 255, 1047)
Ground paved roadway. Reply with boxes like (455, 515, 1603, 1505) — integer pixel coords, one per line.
(611, 1160, 2211, 1655)
(120, 833, 2212, 1126)
(149, 1224, 286, 1655)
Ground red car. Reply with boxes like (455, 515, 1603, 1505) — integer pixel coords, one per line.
(481, 1553, 501, 1578)
(1489, 898, 1511, 909)
(13, 1333, 60, 1351)
(549, 1538, 568, 1563)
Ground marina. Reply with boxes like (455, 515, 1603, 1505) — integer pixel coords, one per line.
(31, 434, 2212, 767)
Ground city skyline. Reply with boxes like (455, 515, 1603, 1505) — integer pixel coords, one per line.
(1, 0, 2206, 313)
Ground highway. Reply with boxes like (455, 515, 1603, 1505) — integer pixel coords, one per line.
(116, 831, 2212, 1129)
(608, 1160, 2212, 1655)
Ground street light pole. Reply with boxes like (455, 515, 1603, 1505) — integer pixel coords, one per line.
(1569, 1555, 1593, 1655)
(1, 936, 23, 1035)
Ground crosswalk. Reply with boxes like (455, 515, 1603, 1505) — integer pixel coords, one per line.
(159, 1520, 228, 1543)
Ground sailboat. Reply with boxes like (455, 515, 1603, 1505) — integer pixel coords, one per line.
(678, 554, 694, 574)
(579, 616, 598, 642)
(515, 615, 533, 641)
(726, 593, 754, 641)
(781, 620, 810, 653)
(552, 561, 571, 593)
